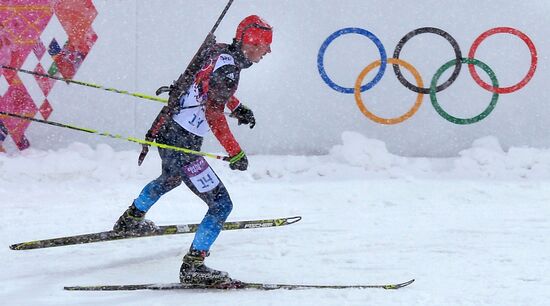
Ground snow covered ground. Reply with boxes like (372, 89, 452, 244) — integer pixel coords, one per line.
(1, 132, 549, 305)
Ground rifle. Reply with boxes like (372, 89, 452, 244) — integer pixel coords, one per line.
(138, 0, 235, 166)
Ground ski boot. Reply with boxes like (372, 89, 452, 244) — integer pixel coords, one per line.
(179, 249, 234, 286)
(113, 203, 158, 234)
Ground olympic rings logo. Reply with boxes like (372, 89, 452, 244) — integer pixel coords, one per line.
(317, 27, 538, 125)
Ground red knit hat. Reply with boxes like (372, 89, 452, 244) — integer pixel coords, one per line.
(235, 15, 272, 45)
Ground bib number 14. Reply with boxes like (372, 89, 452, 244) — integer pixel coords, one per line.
(183, 157, 220, 193)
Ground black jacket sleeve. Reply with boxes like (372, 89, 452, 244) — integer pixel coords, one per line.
(208, 64, 240, 105)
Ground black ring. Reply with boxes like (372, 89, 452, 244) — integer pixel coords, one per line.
(393, 27, 462, 94)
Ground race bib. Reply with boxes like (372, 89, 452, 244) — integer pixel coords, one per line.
(172, 84, 210, 136)
(183, 157, 220, 193)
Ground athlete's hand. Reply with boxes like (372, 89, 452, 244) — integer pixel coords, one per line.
(228, 151, 248, 171)
(231, 104, 255, 129)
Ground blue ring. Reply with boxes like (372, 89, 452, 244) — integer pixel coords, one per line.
(317, 28, 387, 94)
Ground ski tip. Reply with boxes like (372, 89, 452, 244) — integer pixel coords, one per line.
(287, 216, 302, 225)
(386, 278, 415, 289)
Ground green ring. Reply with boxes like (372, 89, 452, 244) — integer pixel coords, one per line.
(430, 58, 499, 125)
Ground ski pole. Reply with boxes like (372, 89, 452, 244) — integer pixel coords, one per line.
(1, 0, 235, 105)
(0, 111, 229, 161)
(0, 65, 231, 113)
(0, 65, 168, 104)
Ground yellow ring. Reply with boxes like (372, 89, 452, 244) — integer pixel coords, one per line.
(354, 58, 424, 125)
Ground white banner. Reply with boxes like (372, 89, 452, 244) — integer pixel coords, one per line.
(7, 0, 549, 157)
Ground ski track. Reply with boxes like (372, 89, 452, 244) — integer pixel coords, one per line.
(2, 137, 550, 305)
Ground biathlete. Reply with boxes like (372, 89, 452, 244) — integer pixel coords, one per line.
(113, 15, 273, 285)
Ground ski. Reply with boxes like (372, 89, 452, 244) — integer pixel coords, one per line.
(10, 216, 301, 250)
(64, 279, 414, 291)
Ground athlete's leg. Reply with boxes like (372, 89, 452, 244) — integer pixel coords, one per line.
(190, 184, 233, 251)
(113, 148, 186, 232)
(133, 147, 186, 212)
(179, 156, 233, 251)
(179, 156, 233, 284)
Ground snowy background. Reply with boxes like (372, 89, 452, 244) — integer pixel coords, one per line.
(8, 0, 550, 156)
(2, 132, 549, 305)
(2, 0, 550, 305)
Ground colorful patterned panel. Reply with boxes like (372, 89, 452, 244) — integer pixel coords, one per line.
(0, 0, 97, 151)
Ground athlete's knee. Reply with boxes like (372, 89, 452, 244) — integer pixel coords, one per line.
(134, 175, 184, 212)
(210, 190, 233, 221)
(153, 175, 183, 194)
(165, 175, 183, 190)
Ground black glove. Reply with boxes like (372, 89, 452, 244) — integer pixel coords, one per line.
(228, 151, 248, 171)
(231, 104, 255, 129)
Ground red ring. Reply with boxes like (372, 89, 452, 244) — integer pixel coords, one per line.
(468, 27, 537, 94)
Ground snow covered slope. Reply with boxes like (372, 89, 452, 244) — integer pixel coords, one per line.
(1, 133, 549, 305)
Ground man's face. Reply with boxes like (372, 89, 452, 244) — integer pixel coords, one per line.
(241, 43, 271, 63)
